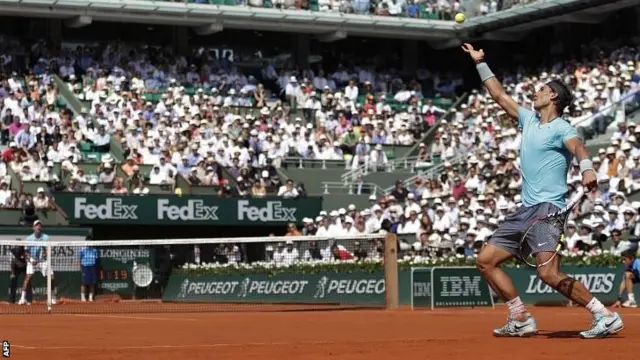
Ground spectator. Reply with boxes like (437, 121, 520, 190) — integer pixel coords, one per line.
(278, 179, 299, 198)
(285, 223, 302, 236)
(33, 188, 51, 210)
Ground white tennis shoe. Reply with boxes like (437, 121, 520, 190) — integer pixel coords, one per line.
(493, 315, 538, 337)
(580, 313, 624, 339)
(622, 300, 637, 308)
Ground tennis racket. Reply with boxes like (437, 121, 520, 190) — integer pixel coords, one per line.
(519, 189, 585, 268)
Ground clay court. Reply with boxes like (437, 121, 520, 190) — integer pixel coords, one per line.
(2, 305, 639, 360)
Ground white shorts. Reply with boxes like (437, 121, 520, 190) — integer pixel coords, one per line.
(26, 260, 54, 276)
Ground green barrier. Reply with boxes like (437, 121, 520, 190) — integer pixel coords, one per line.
(504, 266, 627, 305)
(409, 268, 432, 309)
(164, 271, 386, 305)
(162, 265, 640, 307)
(0, 247, 154, 300)
(0, 271, 81, 300)
(431, 267, 493, 309)
(54, 194, 323, 226)
(411, 267, 494, 309)
(0, 209, 68, 226)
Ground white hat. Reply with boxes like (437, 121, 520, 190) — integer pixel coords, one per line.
(37, 187, 44, 193)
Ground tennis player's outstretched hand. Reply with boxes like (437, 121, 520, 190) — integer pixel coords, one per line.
(461, 43, 485, 63)
(582, 170, 597, 191)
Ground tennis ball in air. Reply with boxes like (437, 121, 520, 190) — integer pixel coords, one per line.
(455, 13, 465, 24)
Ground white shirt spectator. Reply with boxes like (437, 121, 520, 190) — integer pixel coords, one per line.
(149, 169, 166, 184)
(277, 185, 299, 198)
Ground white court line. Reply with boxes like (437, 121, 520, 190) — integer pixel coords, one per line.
(68, 314, 199, 322)
(10, 338, 453, 351)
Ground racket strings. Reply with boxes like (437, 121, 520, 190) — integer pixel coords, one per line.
(520, 217, 565, 266)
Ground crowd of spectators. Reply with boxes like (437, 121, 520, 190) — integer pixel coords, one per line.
(197, 0, 538, 21)
(54, 43, 453, 195)
(235, 42, 640, 265)
(1, 34, 640, 248)
(0, 38, 459, 206)
(426, 42, 640, 163)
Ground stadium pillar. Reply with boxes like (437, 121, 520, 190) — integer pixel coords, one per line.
(384, 234, 399, 310)
(48, 20, 62, 51)
(401, 40, 418, 74)
(293, 34, 310, 70)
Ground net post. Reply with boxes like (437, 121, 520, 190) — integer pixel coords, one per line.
(384, 233, 399, 310)
(46, 244, 52, 312)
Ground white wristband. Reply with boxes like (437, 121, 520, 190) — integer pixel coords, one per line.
(579, 159, 594, 174)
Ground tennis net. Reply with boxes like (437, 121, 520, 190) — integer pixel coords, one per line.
(0, 233, 400, 314)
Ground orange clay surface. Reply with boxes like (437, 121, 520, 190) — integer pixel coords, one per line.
(2, 305, 639, 360)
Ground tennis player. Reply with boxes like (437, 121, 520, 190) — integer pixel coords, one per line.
(612, 250, 639, 308)
(20, 220, 57, 305)
(462, 43, 623, 339)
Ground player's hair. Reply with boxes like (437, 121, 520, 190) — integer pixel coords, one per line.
(546, 79, 573, 115)
(621, 250, 636, 260)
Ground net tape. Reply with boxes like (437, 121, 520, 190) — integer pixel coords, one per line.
(0, 234, 387, 248)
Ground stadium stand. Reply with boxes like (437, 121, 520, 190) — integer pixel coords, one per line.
(41, 42, 459, 202)
(1, 32, 639, 261)
(190, 0, 535, 20)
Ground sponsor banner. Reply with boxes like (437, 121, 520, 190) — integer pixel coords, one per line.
(97, 248, 155, 295)
(504, 266, 635, 304)
(164, 272, 386, 305)
(54, 194, 322, 226)
(430, 267, 493, 308)
(410, 268, 432, 308)
(162, 266, 640, 306)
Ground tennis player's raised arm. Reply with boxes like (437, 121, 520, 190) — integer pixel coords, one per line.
(564, 134, 598, 191)
(461, 43, 519, 119)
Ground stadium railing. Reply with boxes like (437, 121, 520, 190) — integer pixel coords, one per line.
(573, 88, 640, 140)
(320, 181, 385, 196)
